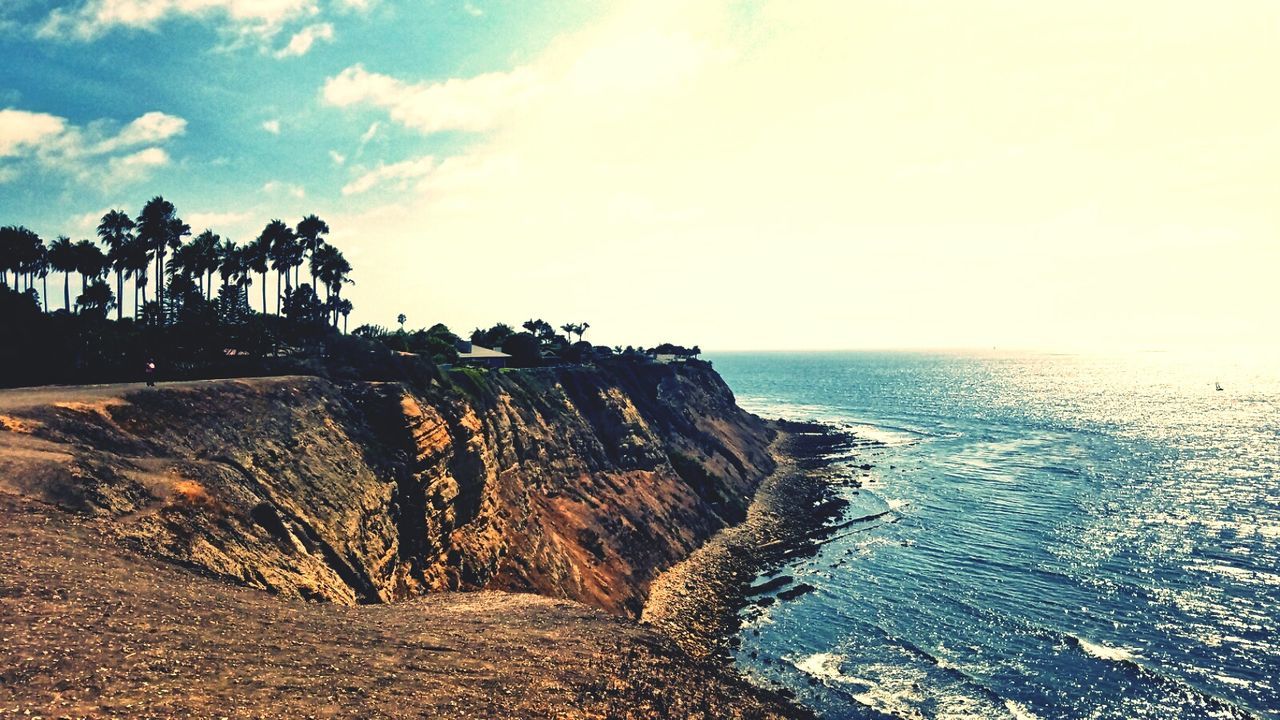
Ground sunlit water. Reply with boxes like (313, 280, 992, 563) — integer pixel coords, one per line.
(708, 351, 1280, 720)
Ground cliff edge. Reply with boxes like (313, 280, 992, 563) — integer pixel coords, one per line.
(0, 360, 775, 617)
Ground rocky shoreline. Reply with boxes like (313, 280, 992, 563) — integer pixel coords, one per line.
(642, 420, 861, 711)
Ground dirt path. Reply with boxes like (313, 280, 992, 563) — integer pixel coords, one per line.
(0, 376, 304, 411)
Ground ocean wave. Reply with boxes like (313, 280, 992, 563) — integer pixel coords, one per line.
(787, 652, 1028, 720)
(1071, 636, 1139, 663)
(1055, 632, 1263, 719)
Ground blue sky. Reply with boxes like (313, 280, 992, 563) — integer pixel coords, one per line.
(0, 0, 601, 230)
(3, 1, 1279, 353)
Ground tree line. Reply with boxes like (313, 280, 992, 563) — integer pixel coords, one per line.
(0, 196, 354, 330)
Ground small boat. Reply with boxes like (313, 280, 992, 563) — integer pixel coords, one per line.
(1215, 381, 1223, 391)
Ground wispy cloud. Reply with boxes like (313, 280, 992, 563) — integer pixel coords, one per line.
(262, 180, 305, 199)
(262, 119, 281, 134)
(274, 22, 333, 58)
(187, 210, 252, 230)
(38, 0, 320, 42)
(322, 64, 539, 135)
(341, 155, 435, 196)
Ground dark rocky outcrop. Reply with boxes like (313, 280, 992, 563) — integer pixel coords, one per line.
(0, 360, 775, 617)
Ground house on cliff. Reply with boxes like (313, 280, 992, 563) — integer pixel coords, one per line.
(649, 344, 702, 364)
(455, 340, 511, 369)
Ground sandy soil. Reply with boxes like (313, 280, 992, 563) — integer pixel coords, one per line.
(0, 492, 804, 719)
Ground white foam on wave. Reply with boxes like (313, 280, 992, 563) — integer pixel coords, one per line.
(794, 652, 846, 682)
(733, 396, 925, 447)
(790, 655, 1023, 720)
(1003, 699, 1042, 720)
(1076, 637, 1137, 662)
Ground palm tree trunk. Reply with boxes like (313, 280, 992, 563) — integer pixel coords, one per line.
(116, 271, 123, 321)
(63, 272, 70, 312)
(42, 275, 48, 312)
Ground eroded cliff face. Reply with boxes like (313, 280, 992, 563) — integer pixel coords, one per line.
(0, 361, 774, 616)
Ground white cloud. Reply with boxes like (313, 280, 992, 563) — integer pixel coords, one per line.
(322, 63, 539, 135)
(359, 121, 380, 144)
(0, 107, 184, 186)
(262, 180, 306, 199)
(274, 22, 333, 58)
(70, 206, 118, 232)
(39, 0, 319, 41)
(341, 155, 435, 196)
(0, 108, 67, 156)
(329, 150, 346, 165)
(187, 210, 251, 230)
(101, 146, 170, 184)
(262, 119, 281, 134)
(337, 0, 374, 10)
(93, 111, 186, 153)
(463, 2, 482, 17)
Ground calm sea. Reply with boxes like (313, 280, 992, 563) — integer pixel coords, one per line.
(708, 351, 1279, 720)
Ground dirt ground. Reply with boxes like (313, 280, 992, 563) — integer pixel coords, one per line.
(0, 492, 805, 719)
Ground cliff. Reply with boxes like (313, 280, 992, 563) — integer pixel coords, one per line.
(0, 360, 775, 617)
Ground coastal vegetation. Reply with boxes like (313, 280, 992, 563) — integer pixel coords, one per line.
(0, 196, 366, 388)
(1, 195, 701, 389)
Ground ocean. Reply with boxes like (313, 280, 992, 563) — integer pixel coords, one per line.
(707, 351, 1279, 720)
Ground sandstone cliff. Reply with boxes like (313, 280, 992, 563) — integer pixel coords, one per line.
(0, 360, 775, 616)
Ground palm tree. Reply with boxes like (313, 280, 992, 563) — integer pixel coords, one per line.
(136, 196, 188, 321)
(243, 234, 270, 314)
(216, 238, 240, 294)
(295, 214, 330, 289)
(76, 279, 115, 317)
(72, 240, 107, 313)
(191, 230, 221, 299)
(262, 220, 297, 315)
(167, 242, 200, 286)
(121, 235, 150, 316)
(315, 245, 352, 327)
(0, 226, 14, 288)
(32, 245, 49, 312)
(0, 226, 43, 292)
(336, 298, 353, 334)
(97, 210, 134, 321)
(310, 243, 340, 304)
(47, 236, 76, 312)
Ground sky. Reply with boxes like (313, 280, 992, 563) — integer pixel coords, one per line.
(1, 0, 1278, 353)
